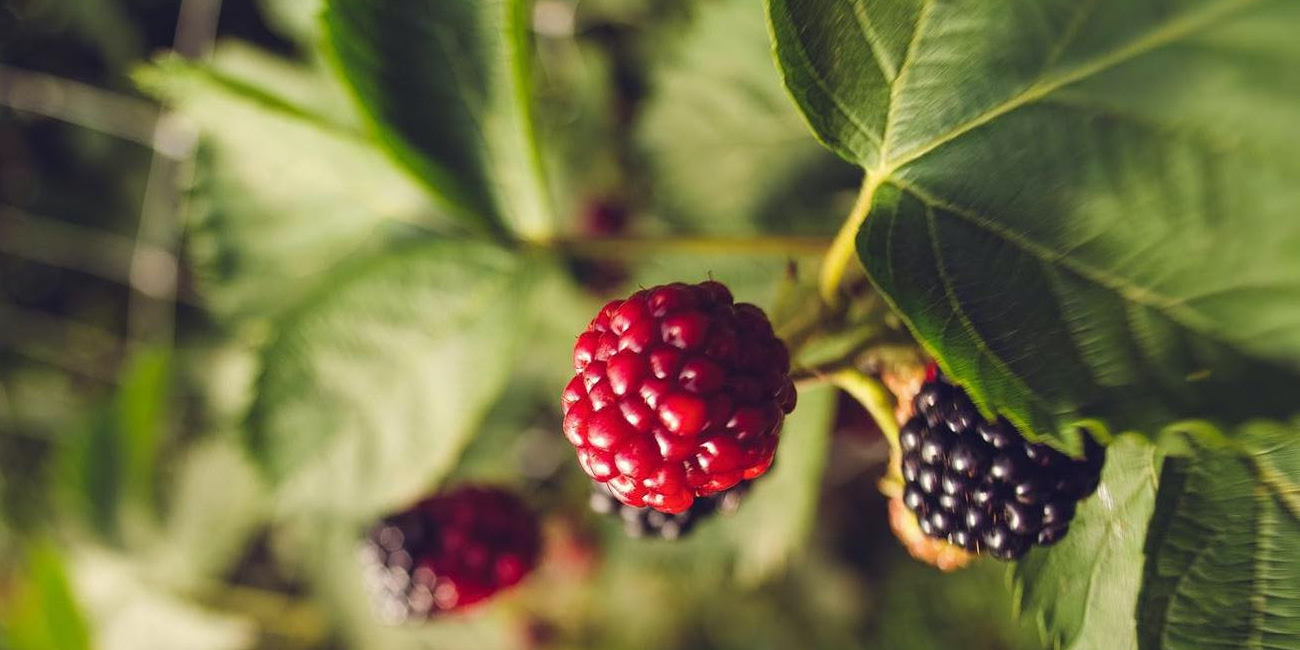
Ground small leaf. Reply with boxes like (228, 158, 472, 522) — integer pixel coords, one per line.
(770, 0, 1300, 445)
(1, 542, 92, 650)
(246, 241, 553, 518)
(1014, 435, 1161, 650)
(325, 0, 554, 238)
(1137, 419, 1300, 650)
(58, 347, 171, 540)
(731, 385, 834, 585)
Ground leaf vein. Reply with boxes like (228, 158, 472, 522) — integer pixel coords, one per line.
(849, 0, 899, 80)
(891, 178, 1265, 387)
(880, 0, 935, 158)
(883, 0, 1259, 171)
(776, 5, 885, 154)
(921, 200, 1055, 421)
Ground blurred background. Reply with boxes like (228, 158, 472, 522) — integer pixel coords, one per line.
(0, 1, 1041, 648)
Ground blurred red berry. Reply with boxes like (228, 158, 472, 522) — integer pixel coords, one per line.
(360, 486, 541, 622)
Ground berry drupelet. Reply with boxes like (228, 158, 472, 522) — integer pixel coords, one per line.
(588, 479, 750, 540)
(359, 486, 541, 622)
(899, 371, 1105, 560)
(561, 281, 796, 514)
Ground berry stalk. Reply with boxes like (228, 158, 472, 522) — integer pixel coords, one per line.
(818, 173, 882, 307)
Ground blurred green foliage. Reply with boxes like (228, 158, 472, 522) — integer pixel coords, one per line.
(0, 1, 1058, 649)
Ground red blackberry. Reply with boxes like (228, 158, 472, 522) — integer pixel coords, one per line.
(561, 281, 795, 514)
(588, 479, 750, 540)
(899, 372, 1105, 560)
(359, 486, 540, 622)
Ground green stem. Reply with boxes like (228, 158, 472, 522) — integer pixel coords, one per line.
(829, 368, 899, 455)
(819, 173, 882, 307)
(541, 235, 832, 260)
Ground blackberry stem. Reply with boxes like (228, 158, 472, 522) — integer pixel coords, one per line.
(542, 235, 832, 259)
(829, 369, 899, 453)
(819, 173, 883, 307)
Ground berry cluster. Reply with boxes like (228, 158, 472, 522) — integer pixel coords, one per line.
(360, 486, 540, 622)
(561, 282, 795, 513)
(899, 374, 1105, 560)
(588, 480, 750, 540)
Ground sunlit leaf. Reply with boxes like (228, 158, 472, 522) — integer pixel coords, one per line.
(136, 47, 434, 322)
(770, 0, 1300, 448)
(325, 0, 554, 238)
(1, 542, 92, 650)
(246, 241, 558, 518)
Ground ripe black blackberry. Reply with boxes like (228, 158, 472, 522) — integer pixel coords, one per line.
(900, 372, 1105, 560)
(588, 480, 749, 540)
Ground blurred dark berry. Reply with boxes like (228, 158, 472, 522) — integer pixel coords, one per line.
(359, 486, 540, 622)
(588, 479, 750, 540)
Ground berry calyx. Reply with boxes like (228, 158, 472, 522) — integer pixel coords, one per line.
(588, 480, 750, 540)
(359, 486, 541, 622)
(899, 370, 1105, 561)
(562, 281, 795, 513)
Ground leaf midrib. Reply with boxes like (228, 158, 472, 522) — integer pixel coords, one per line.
(872, 0, 1260, 177)
(895, 178, 1239, 369)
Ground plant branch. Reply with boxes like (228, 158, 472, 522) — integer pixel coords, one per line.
(540, 235, 832, 260)
(829, 368, 899, 455)
(819, 173, 881, 306)
(830, 367, 905, 496)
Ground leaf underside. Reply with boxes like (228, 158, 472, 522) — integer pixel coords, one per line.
(1137, 420, 1300, 650)
(769, 0, 1300, 446)
(1013, 435, 1160, 650)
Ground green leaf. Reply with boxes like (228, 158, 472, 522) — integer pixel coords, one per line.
(1013, 435, 1161, 650)
(258, 0, 324, 46)
(731, 385, 834, 585)
(325, 0, 554, 239)
(246, 241, 553, 518)
(67, 548, 257, 650)
(136, 46, 435, 322)
(1, 542, 91, 650)
(874, 558, 1039, 650)
(149, 437, 267, 591)
(58, 347, 171, 541)
(639, 0, 856, 236)
(770, 0, 1300, 445)
(1137, 420, 1300, 650)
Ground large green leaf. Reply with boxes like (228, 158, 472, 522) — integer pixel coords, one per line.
(246, 241, 553, 518)
(769, 0, 1300, 445)
(1137, 420, 1300, 650)
(136, 46, 434, 322)
(1013, 435, 1161, 650)
(325, 0, 553, 239)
